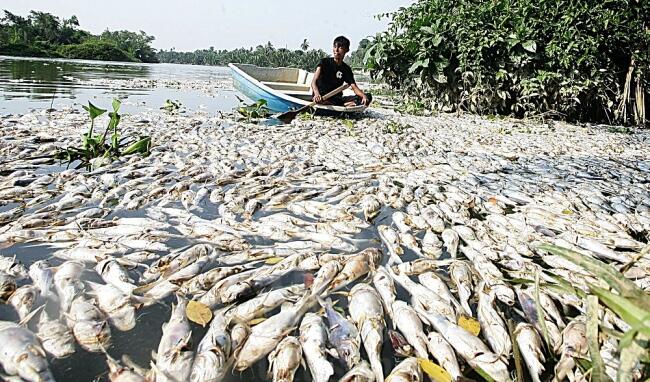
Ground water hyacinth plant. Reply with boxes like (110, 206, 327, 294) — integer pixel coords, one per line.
(54, 99, 151, 169)
(236, 98, 270, 122)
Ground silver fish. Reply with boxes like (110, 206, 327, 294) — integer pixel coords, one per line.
(67, 295, 112, 353)
(385, 357, 422, 382)
(349, 283, 385, 382)
(299, 312, 334, 382)
(37, 310, 76, 359)
(426, 332, 461, 381)
(391, 301, 428, 359)
(154, 295, 193, 382)
(0, 320, 55, 382)
(190, 311, 231, 382)
(320, 297, 361, 370)
(515, 323, 545, 382)
(235, 291, 316, 371)
(267, 336, 302, 382)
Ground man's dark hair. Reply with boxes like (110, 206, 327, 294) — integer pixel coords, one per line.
(333, 36, 350, 50)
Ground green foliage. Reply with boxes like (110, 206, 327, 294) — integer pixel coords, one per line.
(57, 40, 135, 62)
(298, 110, 316, 121)
(237, 99, 270, 122)
(157, 41, 327, 71)
(384, 121, 412, 134)
(54, 99, 151, 169)
(539, 244, 650, 377)
(364, 0, 650, 125)
(0, 10, 156, 63)
(100, 30, 158, 63)
(339, 119, 355, 136)
(348, 38, 371, 70)
(395, 98, 427, 116)
(160, 99, 182, 112)
(0, 42, 57, 58)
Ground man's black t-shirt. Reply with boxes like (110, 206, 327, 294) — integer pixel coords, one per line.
(316, 57, 355, 104)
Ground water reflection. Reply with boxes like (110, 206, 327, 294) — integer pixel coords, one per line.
(0, 56, 240, 114)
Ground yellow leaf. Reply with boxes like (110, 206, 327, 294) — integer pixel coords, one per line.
(417, 358, 452, 382)
(562, 209, 573, 215)
(186, 301, 212, 327)
(265, 257, 284, 265)
(458, 314, 481, 336)
(249, 317, 267, 326)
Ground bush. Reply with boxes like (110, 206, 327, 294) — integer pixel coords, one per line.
(56, 40, 136, 62)
(0, 43, 58, 58)
(365, 0, 649, 125)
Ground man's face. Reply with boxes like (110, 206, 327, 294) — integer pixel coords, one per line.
(333, 43, 349, 60)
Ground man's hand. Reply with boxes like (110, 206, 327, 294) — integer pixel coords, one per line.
(361, 95, 369, 106)
(313, 93, 322, 103)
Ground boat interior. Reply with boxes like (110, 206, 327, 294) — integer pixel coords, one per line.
(234, 64, 314, 101)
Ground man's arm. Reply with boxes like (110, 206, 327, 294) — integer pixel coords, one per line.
(350, 83, 369, 106)
(311, 67, 322, 103)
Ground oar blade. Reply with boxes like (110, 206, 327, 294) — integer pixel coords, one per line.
(277, 110, 299, 124)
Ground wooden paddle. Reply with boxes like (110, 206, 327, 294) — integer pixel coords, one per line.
(276, 83, 350, 124)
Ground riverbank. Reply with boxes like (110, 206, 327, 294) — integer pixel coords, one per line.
(0, 107, 649, 380)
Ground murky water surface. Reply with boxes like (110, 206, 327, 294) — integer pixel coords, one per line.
(0, 56, 241, 115)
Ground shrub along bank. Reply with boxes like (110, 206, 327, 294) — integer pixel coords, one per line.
(365, 0, 649, 125)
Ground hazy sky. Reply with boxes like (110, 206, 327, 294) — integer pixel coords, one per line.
(2, 1, 415, 51)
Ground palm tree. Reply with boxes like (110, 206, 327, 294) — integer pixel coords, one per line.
(300, 38, 309, 51)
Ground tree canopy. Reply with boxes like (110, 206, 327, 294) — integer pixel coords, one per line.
(0, 10, 158, 63)
(157, 41, 328, 71)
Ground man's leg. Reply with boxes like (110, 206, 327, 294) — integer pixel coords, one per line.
(342, 92, 373, 106)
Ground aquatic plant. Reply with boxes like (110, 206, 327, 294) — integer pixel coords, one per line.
(237, 98, 270, 122)
(54, 99, 151, 169)
(161, 99, 182, 112)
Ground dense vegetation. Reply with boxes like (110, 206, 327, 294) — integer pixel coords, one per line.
(365, 0, 649, 125)
(157, 41, 328, 71)
(0, 10, 158, 63)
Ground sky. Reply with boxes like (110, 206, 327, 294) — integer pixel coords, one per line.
(2, 1, 416, 51)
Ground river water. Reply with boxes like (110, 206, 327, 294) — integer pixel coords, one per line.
(0, 56, 241, 115)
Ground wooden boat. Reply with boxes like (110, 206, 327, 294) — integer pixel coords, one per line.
(228, 63, 367, 114)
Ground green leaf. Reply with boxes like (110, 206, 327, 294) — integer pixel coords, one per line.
(122, 137, 151, 156)
(522, 40, 537, 53)
(589, 285, 650, 327)
(408, 59, 429, 73)
(538, 244, 650, 310)
(83, 101, 107, 120)
(112, 98, 122, 113)
(586, 295, 610, 382)
(108, 112, 121, 131)
(535, 272, 552, 351)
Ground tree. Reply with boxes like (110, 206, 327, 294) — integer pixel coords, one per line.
(300, 39, 309, 51)
(29, 11, 61, 44)
(100, 29, 158, 62)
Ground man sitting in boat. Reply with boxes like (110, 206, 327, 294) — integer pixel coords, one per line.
(311, 36, 372, 107)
